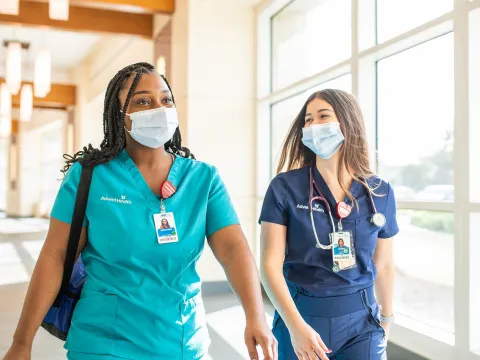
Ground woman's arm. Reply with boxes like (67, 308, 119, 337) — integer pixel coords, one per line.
(3, 219, 86, 357)
(373, 237, 395, 336)
(208, 225, 276, 360)
(260, 222, 302, 330)
(260, 222, 330, 360)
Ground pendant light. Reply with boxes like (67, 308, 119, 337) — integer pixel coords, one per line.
(49, 0, 69, 21)
(0, 83, 12, 137)
(34, 50, 52, 98)
(0, 0, 19, 15)
(20, 84, 33, 122)
(0, 83, 12, 119)
(6, 42, 22, 95)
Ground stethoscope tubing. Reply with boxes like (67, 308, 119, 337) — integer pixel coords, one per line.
(308, 166, 381, 250)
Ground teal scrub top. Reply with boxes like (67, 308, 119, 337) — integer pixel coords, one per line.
(51, 150, 240, 359)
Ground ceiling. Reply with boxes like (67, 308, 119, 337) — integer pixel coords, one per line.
(0, 24, 100, 69)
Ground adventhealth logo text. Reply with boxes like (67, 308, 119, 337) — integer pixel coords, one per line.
(100, 195, 132, 205)
(297, 203, 324, 212)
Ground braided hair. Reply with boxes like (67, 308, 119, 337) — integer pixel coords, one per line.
(62, 62, 194, 174)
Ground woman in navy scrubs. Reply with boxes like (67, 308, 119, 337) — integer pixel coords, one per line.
(259, 89, 398, 360)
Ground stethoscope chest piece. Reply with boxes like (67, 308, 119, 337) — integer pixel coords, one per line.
(371, 212, 386, 228)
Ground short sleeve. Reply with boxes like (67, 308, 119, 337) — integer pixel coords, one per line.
(258, 176, 288, 226)
(205, 167, 240, 238)
(50, 162, 87, 227)
(378, 183, 399, 239)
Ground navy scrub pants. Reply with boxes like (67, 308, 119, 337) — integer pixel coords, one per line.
(272, 286, 386, 359)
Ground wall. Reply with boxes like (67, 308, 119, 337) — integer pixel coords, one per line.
(171, 0, 257, 281)
(6, 109, 67, 217)
(73, 36, 154, 150)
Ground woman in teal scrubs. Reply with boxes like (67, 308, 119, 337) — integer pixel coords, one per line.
(3, 62, 276, 360)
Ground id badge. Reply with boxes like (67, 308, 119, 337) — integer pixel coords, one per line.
(153, 212, 179, 244)
(329, 231, 356, 272)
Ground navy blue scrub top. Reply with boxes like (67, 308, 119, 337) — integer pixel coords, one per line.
(259, 166, 399, 297)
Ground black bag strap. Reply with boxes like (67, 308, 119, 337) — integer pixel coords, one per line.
(53, 164, 93, 307)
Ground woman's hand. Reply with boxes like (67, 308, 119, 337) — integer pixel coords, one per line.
(2, 343, 32, 360)
(381, 321, 391, 342)
(289, 321, 331, 360)
(244, 317, 278, 360)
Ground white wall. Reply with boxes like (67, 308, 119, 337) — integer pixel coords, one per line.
(5, 109, 67, 217)
(74, 36, 154, 150)
(171, 0, 257, 281)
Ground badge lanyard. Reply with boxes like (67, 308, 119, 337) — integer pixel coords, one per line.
(160, 180, 176, 213)
(159, 154, 177, 213)
(308, 166, 386, 250)
(153, 154, 179, 245)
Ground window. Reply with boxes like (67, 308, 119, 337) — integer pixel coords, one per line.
(271, 0, 351, 91)
(270, 74, 352, 176)
(395, 210, 454, 336)
(470, 213, 480, 355)
(258, 0, 480, 356)
(469, 9, 480, 355)
(377, 34, 454, 202)
(470, 8, 480, 203)
(376, 0, 453, 43)
(0, 138, 7, 211)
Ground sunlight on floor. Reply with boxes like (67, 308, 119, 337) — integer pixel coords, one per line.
(207, 305, 274, 359)
(0, 242, 30, 286)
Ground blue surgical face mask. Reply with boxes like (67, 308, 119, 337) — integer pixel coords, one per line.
(301, 122, 344, 159)
(125, 107, 179, 149)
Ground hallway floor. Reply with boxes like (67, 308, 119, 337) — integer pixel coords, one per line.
(0, 216, 425, 359)
(0, 217, 275, 359)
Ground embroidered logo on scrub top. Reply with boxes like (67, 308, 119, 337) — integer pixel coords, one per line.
(296, 204, 324, 212)
(100, 195, 132, 205)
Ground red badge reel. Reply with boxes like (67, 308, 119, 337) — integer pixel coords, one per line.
(336, 201, 351, 219)
(160, 180, 176, 199)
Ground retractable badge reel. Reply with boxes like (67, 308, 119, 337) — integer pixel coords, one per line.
(331, 201, 356, 273)
(153, 180, 179, 244)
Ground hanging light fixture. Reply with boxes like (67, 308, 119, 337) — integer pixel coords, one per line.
(0, 83, 12, 137)
(34, 50, 51, 98)
(6, 41, 22, 95)
(49, 0, 69, 21)
(0, 0, 19, 15)
(0, 117, 12, 138)
(0, 83, 12, 119)
(20, 84, 33, 122)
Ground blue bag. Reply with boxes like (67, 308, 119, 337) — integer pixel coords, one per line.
(40, 164, 93, 341)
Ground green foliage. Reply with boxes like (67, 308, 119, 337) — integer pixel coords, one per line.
(410, 211, 454, 234)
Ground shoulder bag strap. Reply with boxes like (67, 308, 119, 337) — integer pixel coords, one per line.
(53, 164, 93, 307)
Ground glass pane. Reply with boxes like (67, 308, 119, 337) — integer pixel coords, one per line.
(0, 138, 8, 211)
(270, 75, 352, 176)
(377, 34, 454, 202)
(376, 0, 453, 43)
(471, 213, 480, 355)
(272, 0, 351, 91)
(395, 210, 454, 336)
(470, 8, 480, 203)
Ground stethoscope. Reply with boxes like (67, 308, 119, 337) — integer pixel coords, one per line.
(308, 166, 386, 250)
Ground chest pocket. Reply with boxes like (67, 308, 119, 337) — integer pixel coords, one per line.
(355, 218, 381, 251)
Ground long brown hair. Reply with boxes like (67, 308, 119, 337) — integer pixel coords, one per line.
(277, 89, 377, 207)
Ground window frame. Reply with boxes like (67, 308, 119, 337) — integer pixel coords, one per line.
(255, 0, 480, 359)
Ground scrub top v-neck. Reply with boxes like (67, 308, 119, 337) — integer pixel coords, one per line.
(259, 166, 399, 298)
(51, 149, 240, 360)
